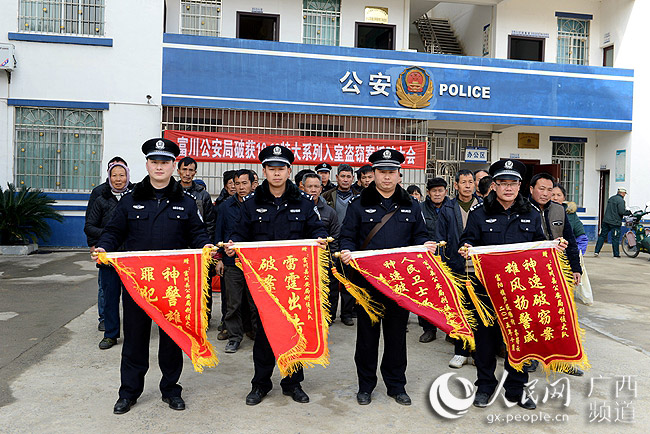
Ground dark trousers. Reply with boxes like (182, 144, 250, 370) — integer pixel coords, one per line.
(118, 290, 183, 400)
(595, 222, 621, 257)
(219, 275, 227, 324)
(206, 275, 213, 322)
(417, 316, 437, 333)
(223, 265, 258, 342)
(454, 337, 471, 357)
(98, 266, 122, 340)
(355, 297, 409, 395)
(251, 322, 303, 393)
(473, 285, 527, 400)
(97, 272, 105, 323)
(328, 276, 355, 321)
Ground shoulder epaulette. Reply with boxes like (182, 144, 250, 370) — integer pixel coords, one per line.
(469, 202, 484, 212)
(184, 191, 197, 200)
(300, 191, 313, 200)
(349, 195, 361, 203)
(242, 192, 255, 202)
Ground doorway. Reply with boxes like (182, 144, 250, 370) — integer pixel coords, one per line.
(598, 170, 610, 232)
(355, 22, 395, 50)
(237, 12, 279, 41)
(508, 36, 545, 62)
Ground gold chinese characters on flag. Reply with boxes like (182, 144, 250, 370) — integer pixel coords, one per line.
(232, 239, 330, 377)
(334, 246, 475, 349)
(98, 248, 217, 372)
(469, 240, 589, 373)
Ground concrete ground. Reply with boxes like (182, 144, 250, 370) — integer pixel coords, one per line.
(0, 246, 649, 433)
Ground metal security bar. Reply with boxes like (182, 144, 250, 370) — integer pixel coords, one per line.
(302, 0, 341, 46)
(162, 107, 427, 196)
(427, 130, 492, 196)
(181, 0, 221, 37)
(557, 18, 589, 65)
(14, 107, 103, 191)
(552, 142, 584, 206)
(19, 0, 105, 35)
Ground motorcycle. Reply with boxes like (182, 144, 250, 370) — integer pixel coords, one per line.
(621, 202, 650, 258)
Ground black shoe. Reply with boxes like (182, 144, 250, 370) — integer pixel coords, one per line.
(283, 386, 310, 403)
(527, 359, 539, 372)
(564, 366, 584, 376)
(162, 396, 185, 411)
(113, 398, 136, 414)
(351, 312, 357, 318)
(98, 320, 105, 332)
(506, 395, 537, 410)
(473, 392, 490, 408)
(388, 392, 411, 406)
(224, 340, 240, 353)
(99, 337, 117, 350)
(356, 392, 371, 405)
(217, 329, 228, 340)
(419, 330, 436, 343)
(246, 387, 267, 405)
(445, 334, 454, 343)
(245, 331, 256, 340)
(341, 317, 354, 326)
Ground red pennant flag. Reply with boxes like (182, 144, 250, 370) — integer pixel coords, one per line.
(233, 239, 330, 377)
(98, 249, 217, 372)
(469, 240, 589, 373)
(334, 246, 475, 350)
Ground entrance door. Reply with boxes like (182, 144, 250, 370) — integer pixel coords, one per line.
(355, 22, 395, 50)
(598, 170, 610, 232)
(237, 12, 279, 41)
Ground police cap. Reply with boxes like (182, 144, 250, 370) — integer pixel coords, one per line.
(259, 145, 294, 167)
(369, 148, 404, 171)
(315, 163, 332, 173)
(142, 138, 180, 161)
(489, 159, 526, 181)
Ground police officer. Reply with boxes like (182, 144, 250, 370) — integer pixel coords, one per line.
(339, 149, 435, 406)
(315, 162, 336, 192)
(225, 146, 327, 406)
(459, 159, 567, 410)
(94, 138, 214, 415)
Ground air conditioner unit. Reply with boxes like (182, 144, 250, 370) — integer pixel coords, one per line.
(0, 43, 16, 71)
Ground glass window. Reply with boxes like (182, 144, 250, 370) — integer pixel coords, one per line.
(181, 0, 221, 37)
(552, 141, 585, 206)
(14, 107, 103, 191)
(557, 18, 589, 65)
(302, 0, 341, 46)
(19, 0, 105, 36)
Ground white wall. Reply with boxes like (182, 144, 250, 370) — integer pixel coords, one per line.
(430, 3, 493, 57)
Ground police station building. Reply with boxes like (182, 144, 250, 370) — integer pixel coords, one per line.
(0, 0, 645, 246)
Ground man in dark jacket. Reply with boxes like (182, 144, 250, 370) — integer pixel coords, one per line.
(94, 138, 213, 415)
(459, 159, 553, 411)
(595, 187, 630, 257)
(214, 170, 237, 207)
(418, 177, 449, 343)
(215, 169, 258, 354)
(302, 172, 344, 325)
(340, 149, 435, 407)
(225, 146, 327, 406)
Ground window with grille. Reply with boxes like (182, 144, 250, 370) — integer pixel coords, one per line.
(552, 141, 584, 206)
(14, 107, 103, 191)
(557, 18, 589, 65)
(19, 0, 105, 35)
(181, 0, 221, 37)
(303, 0, 341, 46)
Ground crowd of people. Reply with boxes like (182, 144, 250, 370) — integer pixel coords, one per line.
(84, 138, 590, 414)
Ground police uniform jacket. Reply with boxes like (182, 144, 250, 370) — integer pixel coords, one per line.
(529, 197, 582, 274)
(459, 191, 546, 248)
(97, 176, 211, 252)
(182, 180, 216, 235)
(214, 194, 245, 266)
(316, 196, 341, 252)
(231, 180, 327, 242)
(340, 182, 429, 252)
(436, 196, 482, 274)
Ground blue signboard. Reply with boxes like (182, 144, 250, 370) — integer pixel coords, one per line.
(162, 34, 633, 131)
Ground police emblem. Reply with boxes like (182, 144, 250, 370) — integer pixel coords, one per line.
(396, 66, 433, 109)
(155, 140, 165, 149)
(505, 160, 513, 169)
(273, 146, 282, 155)
(382, 149, 391, 159)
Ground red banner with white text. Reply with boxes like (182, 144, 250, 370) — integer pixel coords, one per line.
(98, 249, 217, 372)
(469, 241, 589, 373)
(163, 130, 426, 169)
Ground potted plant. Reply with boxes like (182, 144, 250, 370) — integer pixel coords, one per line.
(0, 183, 64, 254)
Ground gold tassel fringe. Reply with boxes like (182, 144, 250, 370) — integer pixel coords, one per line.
(464, 254, 495, 327)
(331, 264, 385, 324)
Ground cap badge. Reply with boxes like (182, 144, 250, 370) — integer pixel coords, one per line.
(505, 160, 513, 169)
(382, 150, 391, 159)
(155, 140, 165, 150)
(273, 146, 282, 156)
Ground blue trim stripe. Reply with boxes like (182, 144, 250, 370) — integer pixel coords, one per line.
(45, 192, 91, 200)
(549, 136, 588, 143)
(555, 12, 593, 20)
(8, 32, 113, 46)
(52, 205, 88, 211)
(8, 99, 109, 110)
